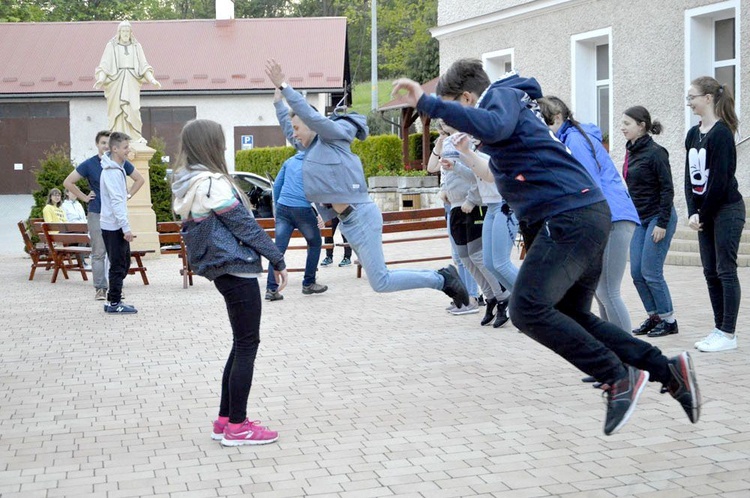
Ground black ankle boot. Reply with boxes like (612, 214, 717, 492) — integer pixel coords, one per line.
(481, 297, 497, 326)
(493, 299, 510, 328)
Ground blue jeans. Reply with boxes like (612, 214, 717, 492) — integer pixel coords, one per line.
(338, 202, 444, 292)
(267, 204, 322, 290)
(512, 201, 670, 385)
(630, 208, 677, 316)
(482, 203, 518, 292)
(698, 200, 745, 334)
(446, 206, 478, 298)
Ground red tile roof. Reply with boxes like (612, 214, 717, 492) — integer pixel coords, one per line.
(0, 17, 348, 96)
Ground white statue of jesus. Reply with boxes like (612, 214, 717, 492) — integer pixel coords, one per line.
(95, 21, 161, 142)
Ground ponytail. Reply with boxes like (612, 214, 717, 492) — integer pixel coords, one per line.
(539, 96, 602, 170)
(691, 76, 739, 136)
(624, 106, 662, 136)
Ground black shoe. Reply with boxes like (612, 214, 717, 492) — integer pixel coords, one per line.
(633, 315, 660, 335)
(438, 266, 469, 307)
(647, 320, 679, 337)
(581, 376, 596, 383)
(493, 299, 509, 328)
(662, 352, 701, 423)
(603, 366, 649, 435)
(477, 295, 486, 306)
(480, 297, 497, 326)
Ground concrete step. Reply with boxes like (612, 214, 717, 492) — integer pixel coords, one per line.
(669, 239, 750, 255)
(672, 228, 750, 243)
(665, 251, 750, 267)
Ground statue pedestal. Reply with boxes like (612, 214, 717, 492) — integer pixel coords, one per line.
(127, 142, 160, 257)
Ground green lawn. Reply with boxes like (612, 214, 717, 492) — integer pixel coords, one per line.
(350, 80, 396, 115)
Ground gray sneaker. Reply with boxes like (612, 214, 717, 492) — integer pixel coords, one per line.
(95, 288, 107, 301)
(265, 290, 284, 301)
(302, 283, 328, 295)
(450, 298, 480, 315)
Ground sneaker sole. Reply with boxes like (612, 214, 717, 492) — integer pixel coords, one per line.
(697, 342, 737, 352)
(450, 309, 480, 315)
(220, 435, 279, 446)
(677, 352, 701, 422)
(211, 433, 223, 441)
(608, 370, 649, 435)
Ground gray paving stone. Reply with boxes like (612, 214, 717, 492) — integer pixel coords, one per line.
(2, 242, 750, 497)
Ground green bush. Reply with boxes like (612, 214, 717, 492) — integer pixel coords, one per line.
(29, 146, 85, 220)
(235, 146, 296, 178)
(352, 134, 403, 177)
(235, 134, 406, 179)
(147, 136, 173, 222)
(408, 131, 439, 162)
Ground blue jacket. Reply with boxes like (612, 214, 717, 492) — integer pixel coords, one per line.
(280, 85, 372, 221)
(417, 73, 604, 225)
(274, 152, 310, 208)
(557, 121, 640, 225)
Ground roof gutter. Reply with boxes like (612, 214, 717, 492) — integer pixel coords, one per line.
(430, 0, 590, 39)
(0, 88, 346, 100)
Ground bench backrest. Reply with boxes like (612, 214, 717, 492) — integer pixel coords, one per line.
(40, 223, 91, 246)
(380, 207, 447, 234)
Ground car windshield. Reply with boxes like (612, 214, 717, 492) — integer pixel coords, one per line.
(233, 176, 264, 193)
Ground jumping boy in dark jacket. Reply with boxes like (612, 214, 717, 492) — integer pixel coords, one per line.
(393, 60, 701, 436)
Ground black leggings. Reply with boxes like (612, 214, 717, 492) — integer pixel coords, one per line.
(214, 275, 262, 424)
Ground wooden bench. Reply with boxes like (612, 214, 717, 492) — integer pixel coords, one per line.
(36, 222, 154, 285)
(256, 218, 334, 272)
(156, 221, 193, 288)
(18, 220, 53, 280)
(355, 207, 451, 278)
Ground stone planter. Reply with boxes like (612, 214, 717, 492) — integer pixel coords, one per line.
(367, 176, 400, 189)
(397, 176, 439, 189)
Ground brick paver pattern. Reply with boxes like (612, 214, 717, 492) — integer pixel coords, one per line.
(1, 237, 749, 498)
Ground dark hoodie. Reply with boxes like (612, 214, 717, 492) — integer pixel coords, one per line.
(416, 74, 604, 225)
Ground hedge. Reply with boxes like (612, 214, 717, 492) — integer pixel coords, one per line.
(235, 134, 406, 179)
(235, 146, 296, 178)
(408, 131, 439, 162)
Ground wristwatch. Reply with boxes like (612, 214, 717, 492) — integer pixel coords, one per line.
(278, 82, 288, 91)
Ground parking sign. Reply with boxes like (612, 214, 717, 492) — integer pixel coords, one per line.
(241, 135, 254, 150)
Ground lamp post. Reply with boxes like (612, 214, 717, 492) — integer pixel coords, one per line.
(371, 0, 378, 111)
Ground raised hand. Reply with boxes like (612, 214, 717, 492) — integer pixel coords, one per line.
(265, 59, 286, 88)
(391, 78, 424, 107)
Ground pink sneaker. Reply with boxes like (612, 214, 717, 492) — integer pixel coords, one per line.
(212, 417, 229, 441)
(221, 419, 279, 446)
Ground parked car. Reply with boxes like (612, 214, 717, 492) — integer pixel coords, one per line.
(230, 171, 274, 219)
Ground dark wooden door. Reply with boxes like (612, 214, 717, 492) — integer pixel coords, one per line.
(0, 102, 70, 194)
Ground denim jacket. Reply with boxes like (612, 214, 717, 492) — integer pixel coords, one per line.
(172, 168, 286, 281)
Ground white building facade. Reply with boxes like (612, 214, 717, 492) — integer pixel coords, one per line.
(433, 0, 748, 215)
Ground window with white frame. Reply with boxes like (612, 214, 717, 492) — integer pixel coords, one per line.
(571, 28, 612, 140)
(482, 49, 514, 82)
(685, 1, 740, 129)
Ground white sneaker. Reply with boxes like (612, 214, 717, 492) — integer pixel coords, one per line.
(697, 330, 737, 352)
(450, 299, 479, 315)
(445, 301, 459, 313)
(694, 329, 721, 349)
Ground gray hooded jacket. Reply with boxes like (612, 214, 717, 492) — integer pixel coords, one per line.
(280, 85, 372, 220)
(100, 152, 130, 233)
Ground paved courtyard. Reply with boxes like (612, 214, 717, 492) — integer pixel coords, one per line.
(1, 237, 750, 498)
